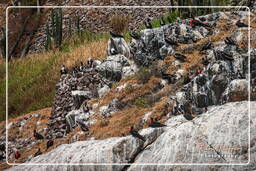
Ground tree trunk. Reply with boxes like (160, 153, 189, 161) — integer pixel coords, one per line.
(20, 33, 33, 58)
(9, 16, 29, 58)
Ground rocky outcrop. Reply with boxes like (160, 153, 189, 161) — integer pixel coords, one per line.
(166, 12, 252, 114)
(46, 67, 110, 138)
(130, 20, 212, 66)
(7, 126, 165, 170)
(107, 37, 130, 58)
(47, 10, 253, 139)
(97, 55, 131, 82)
(7, 101, 255, 171)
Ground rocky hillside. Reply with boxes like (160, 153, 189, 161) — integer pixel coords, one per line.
(6, 101, 256, 171)
(1, 5, 256, 171)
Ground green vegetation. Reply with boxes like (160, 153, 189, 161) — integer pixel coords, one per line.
(0, 62, 6, 121)
(45, 9, 63, 50)
(136, 67, 152, 84)
(134, 97, 149, 108)
(0, 30, 109, 121)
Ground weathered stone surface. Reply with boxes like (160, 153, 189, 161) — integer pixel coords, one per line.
(98, 54, 130, 82)
(222, 79, 248, 103)
(128, 101, 253, 171)
(46, 67, 110, 139)
(7, 127, 164, 171)
(107, 37, 130, 58)
(7, 102, 254, 171)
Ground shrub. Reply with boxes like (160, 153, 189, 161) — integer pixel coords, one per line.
(110, 14, 130, 34)
(134, 97, 149, 108)
(136, 67, 151, 84)
(99, 120, 109, 128)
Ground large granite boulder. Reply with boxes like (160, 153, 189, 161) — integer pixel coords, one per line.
(128, 101, 253, 171)
(222, 79, 248, 103)
(7, 127, 164, 171)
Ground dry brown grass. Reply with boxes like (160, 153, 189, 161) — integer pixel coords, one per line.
(10, 38, 108, 74)
(110, 14, 130, 34)
(94, 76, 161, 111)
(0, 107, 90, 164)
(89, 106, 151, 139)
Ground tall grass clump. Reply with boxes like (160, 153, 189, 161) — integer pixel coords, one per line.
(110, 14, 130, 34)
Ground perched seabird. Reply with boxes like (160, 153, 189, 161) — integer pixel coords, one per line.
(183, 114, 194, 121)
(202, 57, 210, 66)
(87, 58, 94, 68)
(129, 126, 145, 141)
(15, 151, 20, 160)
(33, 130, 44, 140)
(110, 31, 124, 38)
(0, 154, 4, 160)
(77, 120, 89, 132)
(220, 51, 234, 61)
(60, 65, 68, 75)
(165, 37, 178, 45)
(129, 31, 140, 40)
(160, 17, 165, 26)
(174, 53, 187, 62)
(46, 139, 54, 149)
(224, 37, 236, 46)
(144, 18, 153, 29)
(0, 144, 5, 151)
(72, 66, 79, 74)
(79, 62, 84, 71)
(34, 148, 42, 157)
(236, 20, 248, 27)
(213, 50, 221, 60)
(199, 16, 206, 22)
(201, 40, 212, 51)
(109, 38, 119, 55)
(190, 19, 210, 28)
(148, 118, 166, 128)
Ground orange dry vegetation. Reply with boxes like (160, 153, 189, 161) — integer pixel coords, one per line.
(0, 107, 89, 165)
(95, 77, 161, 110)
(89, 107, 151, 139)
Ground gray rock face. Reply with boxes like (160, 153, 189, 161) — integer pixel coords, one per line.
(7, 102, 254, 171)
(130, 27, 172, 66)
(97, 54, 130, 82)
(222, 79, 248, 103)
(130, 21, 211, 66)
(251, 48, 256, 100)
(107, 37, 130, 58)
(7, 127, 164, 171)
(168, 22, 251, 114)
(47, 68, 110, 139)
